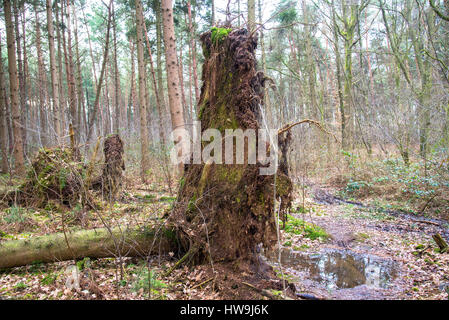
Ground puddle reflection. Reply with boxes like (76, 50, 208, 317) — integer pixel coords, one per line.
(266, 248, 398, 290)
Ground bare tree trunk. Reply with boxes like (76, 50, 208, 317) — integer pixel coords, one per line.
(247, 0, 256, 32)
(3, 0, 25, 175)
(46, 0, 62, 142)
(62, 0, 78, 143)
(56, 2, 66, 137)
(155, 0, 167, 121)
(0, 37, 9, 173)
(135, 0, 150, 182)
(112, 1, 121, 134)
(211, 0, 215, 25)
(187, 1, 200, 108)
(143, 17, 166, 144)
(13, 0, 26, 155)
(129, 39, 138, 136)
(161, 0, 186, 172)
(86, 1, 113, 150)
(178, 34, 188, 123)
(71, 5, 86, 142)
(34, 7, 49, 147)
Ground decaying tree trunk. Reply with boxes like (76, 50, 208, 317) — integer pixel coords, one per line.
(92, 134, 125, 199)
(0, 225, 176, 269)
(170, 28, 292, 264)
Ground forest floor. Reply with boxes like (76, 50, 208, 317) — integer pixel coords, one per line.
(0, 177, 448, 300)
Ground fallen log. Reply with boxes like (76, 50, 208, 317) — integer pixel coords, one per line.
(0, 224, 177, 269)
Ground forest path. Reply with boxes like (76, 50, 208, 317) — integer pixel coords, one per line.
(268, 185, 449, 300)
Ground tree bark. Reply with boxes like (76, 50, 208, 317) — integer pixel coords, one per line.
(187, 1, 200, 108)
(112, 1, 121, 134)
(0, 225, 176, 269)
(135, 0, 150, 182)
(142, 18, 166, 144)
(161, 0, 186, 172)
(46, 0, 62, 142)
(0, 36, 9, 173)
(3, 0, 25, 175)
(35, 7, 49, 147)
(248, 0, 256, 32)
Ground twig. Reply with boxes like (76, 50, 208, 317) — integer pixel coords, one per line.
(163, 247, 198, 277)
(242, 281, 293, 300)
(191, 277, 214, 290)
(278, 119, 339, 143)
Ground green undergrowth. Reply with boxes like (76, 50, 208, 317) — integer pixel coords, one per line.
(131, 266, 168, 299)
(283, 214, 329, 241)
(342, 204, 396, 221)
(334, 153, 449, 219)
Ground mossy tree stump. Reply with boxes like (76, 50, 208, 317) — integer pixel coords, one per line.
(171, 28, 292, 264)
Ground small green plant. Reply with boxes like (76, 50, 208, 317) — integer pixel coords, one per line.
(283, 215, 329, 241)
(132, 268, 167, 292)
(283, 240, 292, 247)
(345, 179, 371, 194)
(211, 27, 232, 44)
(41, 273, 57, 285)
(4, 206, 26, 224)
(14, 282, 27, 291)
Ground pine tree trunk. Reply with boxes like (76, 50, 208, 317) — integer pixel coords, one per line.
(161, 0, 185, 173)
(3, 0, 25, 175)
(34, 7, 48, 147)
(0, 37, 9, 173)
(112, 1, 121, 134)
(247, 0, 256, 32)
(56, 2, 66, 137)
(46, 0, 62, 141)
(135, 0, 150, 182)
(142, 18, 166, 144)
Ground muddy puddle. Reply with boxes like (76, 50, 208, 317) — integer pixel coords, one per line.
(264, 248, 399, 294)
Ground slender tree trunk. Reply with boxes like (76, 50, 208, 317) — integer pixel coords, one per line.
(135, 0, 150, 182)
(143, 18, 166, 144)
(46, 0, 62, 142)
(211, 0, 215, 25)
(3, 0, 25, 175)
(331, 0, 346, 150)
(0, 37, 9, 173)
(247, 0, 256, 32)
(86, 1, 113, 150)
(112, 1, 121, 134)
(178, 34, 188, 123)
(155, 0, 167, 118)
(35, 7, 49, 147)
(129, 39, 138, 136)
(73, 6, 87, 142)
(161, 0, 186, 172)
(56, 2, 66, 137)
(21, 6, 29, 152)
(187, 1, 200, 107)
(13, 1, 26, 154)
(62, 0, 78, 143)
